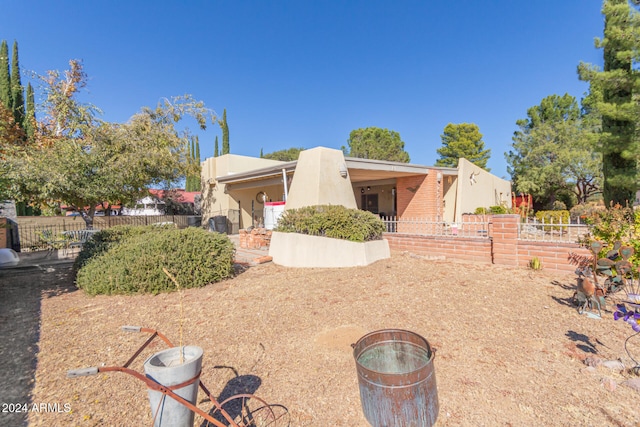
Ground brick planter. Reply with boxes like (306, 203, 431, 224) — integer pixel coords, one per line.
(239, 228, 272, 249)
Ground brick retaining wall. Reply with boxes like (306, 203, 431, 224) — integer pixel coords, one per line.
(384, 214, 592, 274)
(384, 233, 492, 264)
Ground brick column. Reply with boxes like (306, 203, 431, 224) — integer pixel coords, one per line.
(396, 173, 440, 233)
(491, 214, 519, 267)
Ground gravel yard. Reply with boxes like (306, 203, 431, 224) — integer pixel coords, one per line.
(2, 252, 640, 426)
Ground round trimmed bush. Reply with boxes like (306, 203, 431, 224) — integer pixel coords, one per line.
(74, 224, 169, 272)
(274, 205, 386, 242)
(75, 226, 235, 295)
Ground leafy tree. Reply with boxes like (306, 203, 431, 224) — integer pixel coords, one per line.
(162, 189, 198, 215)
(220, 108, 229, 154)
(0, 101, 25, 201)
(262, 147, 304, 161)
(344, 127, 410, 162)
(214, 135, 219, 157)
(436, 123, 490, 170)
(0, 101, 23, 148)
(578, 0, 640, 206)
(0, 41, 11, 110)
(5, 60, 215, 227)
(506, 94, 602, 209)
(11, 41, 24, 125)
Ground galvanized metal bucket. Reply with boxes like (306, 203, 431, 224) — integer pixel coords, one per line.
(353, 329, 438, 427)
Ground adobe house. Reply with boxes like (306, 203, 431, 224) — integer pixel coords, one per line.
(200, 146, 512, 231)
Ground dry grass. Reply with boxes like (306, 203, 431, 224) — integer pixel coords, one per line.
(27, 252, 640, 426)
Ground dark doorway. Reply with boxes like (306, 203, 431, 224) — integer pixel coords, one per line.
(361, 194, 379, 214)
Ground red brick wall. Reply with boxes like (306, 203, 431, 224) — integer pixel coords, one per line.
(396, 172, 442, 234)
(516, 241, 591, 274)
(396, 173, 441, 219)
(385, 233, 492, 264)
(491, 214, 519, 267)
(384, 214, 593, 274)
(239, 228, 272, 249)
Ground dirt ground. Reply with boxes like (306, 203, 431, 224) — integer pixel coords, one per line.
(2, 252, 640, 426)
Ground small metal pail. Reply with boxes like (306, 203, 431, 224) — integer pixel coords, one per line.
(353, 329, 438, 427)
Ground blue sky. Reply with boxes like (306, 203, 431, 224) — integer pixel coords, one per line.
(2, 0, 605, 178)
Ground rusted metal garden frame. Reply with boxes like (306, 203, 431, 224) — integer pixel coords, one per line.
(67, 326, 287, 427)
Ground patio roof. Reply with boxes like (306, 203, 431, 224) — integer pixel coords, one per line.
(216, 157, 458, 190)
(216, 160, 298, 190)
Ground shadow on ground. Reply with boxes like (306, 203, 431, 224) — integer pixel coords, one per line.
(550, 279, 578, 309)
(566, 330, 606, 354)
(200, 366, 262, 427)
(0, 261, 77, 426)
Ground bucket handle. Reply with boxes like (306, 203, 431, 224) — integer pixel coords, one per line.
(351, 341, 438, 354)
(67, 367, 98, 378)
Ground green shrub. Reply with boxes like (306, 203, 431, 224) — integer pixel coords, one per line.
(569, 202, 605, 222)
(528, 257, 543, 270)
(535, 210, 570, 232)
(490, 205, 510, 214)
(580, 205, 640, 264)
(75, 226, 235, 295)
(473, 205, 512, 215)
(274, 205, 386, 242)
(73, 224, 175, 272)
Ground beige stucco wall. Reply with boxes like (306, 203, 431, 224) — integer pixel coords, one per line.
(454, 158, 512, 221)
(285, 147, 357, 210)
(442, 174, 458, 223)
(200, 154, 287, 227)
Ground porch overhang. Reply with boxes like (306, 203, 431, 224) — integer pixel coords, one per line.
(217, 161, 297, 191)
(215, 156, 458, 191)
(345, 157, 431, 183)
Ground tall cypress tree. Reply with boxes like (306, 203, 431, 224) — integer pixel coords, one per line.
(214, 135, 219, 157)
(221, 108, 229, 154)
(195, 136, 201, 191)
(185, 135, 202, 192)
(188, 137, 196, 191)
(11, 40, 24, 125)
(24, 82, 35, 141)
(0, 40, 12, 110)
(579, 0, 640, 206)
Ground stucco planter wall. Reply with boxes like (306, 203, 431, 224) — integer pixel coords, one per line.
(268, 231, 390, 268)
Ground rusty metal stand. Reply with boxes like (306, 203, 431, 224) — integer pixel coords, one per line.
(68, 326, 289, 427)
